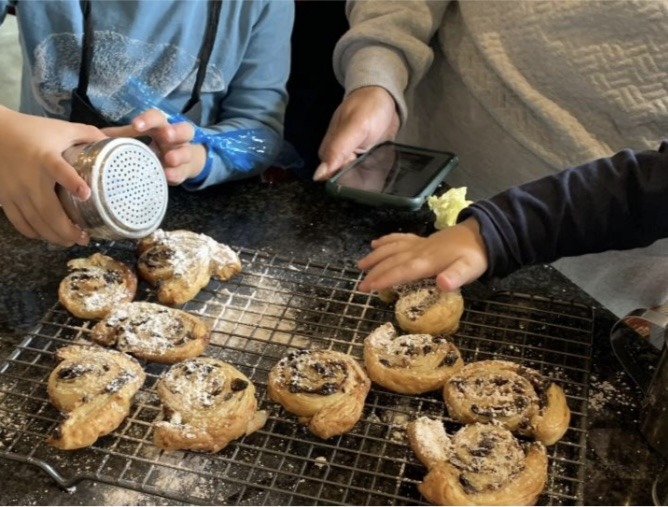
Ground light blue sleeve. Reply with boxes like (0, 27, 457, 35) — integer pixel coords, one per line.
(186, 0, 294, 189)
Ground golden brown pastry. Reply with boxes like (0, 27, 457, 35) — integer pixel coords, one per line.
(267, 349, 371, 439)
(137, 229, 242, 306)
(443, 360, 571, 445)
(380, 280, 464, 335)
(46, 344, 146, 450)
(407, 417, 548, 506)
(154, 357, 267, 453)
(58, 253, 137, 320)
(90, 301, 210, 363)
(363, 322, 463, 394)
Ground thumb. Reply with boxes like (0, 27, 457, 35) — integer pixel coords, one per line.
(435, 258, 475, 292)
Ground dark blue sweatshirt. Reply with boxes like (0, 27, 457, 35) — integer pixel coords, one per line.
(459, 142, 668, 279)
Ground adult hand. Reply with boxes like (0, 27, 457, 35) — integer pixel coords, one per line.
(0, 107, 105, 246)
(356, 218, 489, 293)
(314, 86, 400, 181)
(104, 109, 207, 185)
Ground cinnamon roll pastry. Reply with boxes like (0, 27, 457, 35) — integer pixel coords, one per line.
(380, 280, 464, 336)
(363, 322, 463, 394)
(407, 417, 548, 506)
(443, 360, 571, 445)
(154, 357, 268, 453)
(267, 349, 371, 439)
(137, 229, 242, 306)
(91, 302, 210, 363)
(58, 253, 137, 320)
(46, 344, 146, 450)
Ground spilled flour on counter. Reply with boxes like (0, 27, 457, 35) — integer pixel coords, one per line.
(587, 372, 638, 415)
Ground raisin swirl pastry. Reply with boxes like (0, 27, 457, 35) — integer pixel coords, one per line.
(407, 417, 548, 506)
(46, 344, 146, 450)
(363, 322, 463, 394)
(137, 229, 242, 306)
(58, 253, 137, 320)
(379, 280, 464, 336)
(154, 357, 268, 453)
(91, 302, 210, 363)
(443, 360, 571, 446)
(267, 349, 371, 439)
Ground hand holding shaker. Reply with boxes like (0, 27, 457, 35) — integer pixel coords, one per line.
(58, 137, 168, 240)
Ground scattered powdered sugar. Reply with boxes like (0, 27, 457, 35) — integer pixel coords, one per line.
(410, 416, 451, 465)
(162, 359, 228, 413)
(587, 372, 638, 414)
(104, 303, 194, 355)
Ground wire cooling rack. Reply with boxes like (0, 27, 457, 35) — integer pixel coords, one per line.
(0, 243, 592, 505)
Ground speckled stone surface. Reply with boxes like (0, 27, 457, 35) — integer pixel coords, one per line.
(0, 177, 663, 505)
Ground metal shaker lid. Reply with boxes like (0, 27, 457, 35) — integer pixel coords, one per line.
(85, 138, 168, 239)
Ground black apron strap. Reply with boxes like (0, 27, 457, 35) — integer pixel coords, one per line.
(182, 0, 222, 113)
(76, 0, 93, 98)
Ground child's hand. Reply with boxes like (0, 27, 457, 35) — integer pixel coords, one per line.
(104, 109, 207, 185)
(357, 218, 489, 293)
(0, 107, 106, 246)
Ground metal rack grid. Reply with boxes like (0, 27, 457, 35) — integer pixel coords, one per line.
(0, 243, 593, 505)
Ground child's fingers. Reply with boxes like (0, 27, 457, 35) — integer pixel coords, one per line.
(162, 144, 193, 168)
(132, 108, 170, 132)
(370, 232, 419, 248)
(358, 254, 432, 292)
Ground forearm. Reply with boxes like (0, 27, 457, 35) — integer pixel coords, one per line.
(335, 0, 449, 124)
(186, 1, 290, 189)
(459, 142, 668, 278)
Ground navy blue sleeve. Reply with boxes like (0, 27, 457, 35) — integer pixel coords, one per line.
(457, 141, 668, 279)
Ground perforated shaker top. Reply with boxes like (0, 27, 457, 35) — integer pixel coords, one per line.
(92, 138, 168, 238)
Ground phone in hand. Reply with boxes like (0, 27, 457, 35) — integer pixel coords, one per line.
(325, 141, 458, 210)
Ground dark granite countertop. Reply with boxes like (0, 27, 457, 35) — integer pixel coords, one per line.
(0, 175, 664, 505)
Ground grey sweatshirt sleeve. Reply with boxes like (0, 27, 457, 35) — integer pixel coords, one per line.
(458, 142, 668, 278)
(334, 0, 450, 125)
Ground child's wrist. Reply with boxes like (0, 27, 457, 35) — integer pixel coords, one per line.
(184, 143, 212, 186)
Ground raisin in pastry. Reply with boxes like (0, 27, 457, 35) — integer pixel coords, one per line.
(381, 280, 464, 336)
(137, 229, 242, 306)
(443, 360, 570, 445)
(46, 344, 146, 450)
(154, 357, 268, 453)
(407, 417, 548, 506)
(363, 322, 463, 394)
(267, 349, 371, 439)
(58, 253, 137, 320)
(91, 301, 210, 363)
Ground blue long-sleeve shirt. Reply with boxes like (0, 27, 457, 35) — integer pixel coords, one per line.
(0, 0, 294, 188)
(459, 142, 668, 278)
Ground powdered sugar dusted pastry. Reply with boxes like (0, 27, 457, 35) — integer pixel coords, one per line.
(154, 357, 267, 453)
(91, 302, 210, 363)
(381, 280, 464, 336)
(407, 417, 547, 506)
(58, 253, 137, 320)
(46, 344, 146, 450)
(363, 322, 463, 394)
(267, 349, 371, 439)
(443, 360, 570, 446)
(137, 229, 242, 306)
